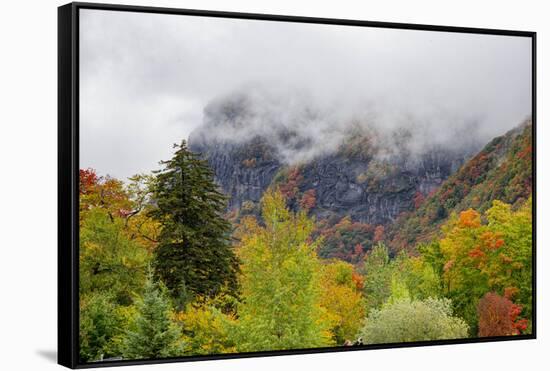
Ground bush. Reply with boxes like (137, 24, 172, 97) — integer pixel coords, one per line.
(360, 298, 468, 344)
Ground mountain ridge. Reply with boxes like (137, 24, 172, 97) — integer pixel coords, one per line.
(189, 105, 479, 226)
(387, 119, 532, 252)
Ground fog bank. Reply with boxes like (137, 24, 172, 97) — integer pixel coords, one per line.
(80, 9, 532, 179)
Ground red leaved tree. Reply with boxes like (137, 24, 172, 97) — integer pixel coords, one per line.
(299, 189, 316, 211)
(279, 167, 303, 200)
(373, 225, 385, 243)
(478, 292, 528, 337)
(79, 168, 98, 195)
(413, 191, 425, 209)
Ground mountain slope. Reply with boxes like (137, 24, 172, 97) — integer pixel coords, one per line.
(388, 120, 533, 252)
(189, 94, 479, 227)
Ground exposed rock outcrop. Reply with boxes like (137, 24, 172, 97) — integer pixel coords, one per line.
(189, 91, 481, 226)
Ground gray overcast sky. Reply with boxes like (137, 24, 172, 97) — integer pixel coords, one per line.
(80, 9, 532, 180)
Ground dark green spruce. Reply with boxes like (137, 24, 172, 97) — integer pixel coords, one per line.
(150, 140, 238, 302)
(122, 270, 183, 359)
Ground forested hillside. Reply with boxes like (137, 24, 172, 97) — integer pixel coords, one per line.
(77, 9, 534, 364)
(79, 120, 533, 363)
(388, 120, 532, 252)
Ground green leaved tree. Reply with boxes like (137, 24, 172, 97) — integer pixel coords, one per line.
(79, 292, 126, 362)
(80, 208, 151, 306)
(150, 140, 238, 302)
(359, 297, 468, 344)
(362, 243, 395, 310)
(233, 189, 332, 351)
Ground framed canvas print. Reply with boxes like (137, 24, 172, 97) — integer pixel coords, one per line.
(58, 2, 536, 368)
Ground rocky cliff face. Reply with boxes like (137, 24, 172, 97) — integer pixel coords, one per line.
(190, 137, 282, 211)
(190, 138, 469, 225)
(292, 150, 466, 225)
(189, 91, 480, 226)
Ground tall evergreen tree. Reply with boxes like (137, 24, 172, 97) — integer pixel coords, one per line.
(150, 140, 238, 300)
(122, 270, 184, 359)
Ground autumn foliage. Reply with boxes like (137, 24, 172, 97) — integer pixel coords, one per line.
(319, 260, 365, 344)
(478, 292, 528, 337)
(388, 122, 533, 252)
(278, 166, 304, 200)
(315, 216, 375, 264)
(438, 198, 532, 332)
(299, 189, 317, 211)
(79, 168, 99, 195)
(77, 121, 533, 361)
(373, 225, 385, 243)
(413, 191, 425, 209)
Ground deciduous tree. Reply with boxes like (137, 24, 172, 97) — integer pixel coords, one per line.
(478, 292, 528, 337)
(234, 190, 332, 351)
(80, 208, 151, 305)
(319, 260, 365, 344)
(362, 243, 394, 310)
(360, 298, 468, 344)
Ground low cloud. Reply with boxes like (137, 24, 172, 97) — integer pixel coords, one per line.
(191, 83, 491, 165)
(80, 9, 532, 179)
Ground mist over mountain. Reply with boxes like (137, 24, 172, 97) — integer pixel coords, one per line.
(188, 85, 499, 225)
(190, 84, 490, 166)
(80, 9, 532, 180)
(188, 85, 531, 265)
(76, 10, 534, 351)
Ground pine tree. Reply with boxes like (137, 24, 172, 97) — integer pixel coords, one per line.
(79, 292, 125, 362)
(150, 140, 238, 299)
(122, 270, 184, 359)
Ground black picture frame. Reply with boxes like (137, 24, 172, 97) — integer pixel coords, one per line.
(58, 2, 537, 369)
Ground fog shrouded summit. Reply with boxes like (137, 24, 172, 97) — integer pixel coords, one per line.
(80, 9, 532, 179)
(190, 83, 488, 166)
